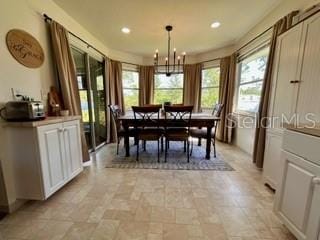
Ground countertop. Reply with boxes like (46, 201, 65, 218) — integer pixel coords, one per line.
(4, 116, 81, 128)
(284, 123, 320, 138)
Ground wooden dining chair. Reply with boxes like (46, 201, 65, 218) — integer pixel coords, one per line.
(164, 105, 193, 162)
(190, 103, 224, 157)
(132, 105, 163, 162)
(108, 105, 136, 155)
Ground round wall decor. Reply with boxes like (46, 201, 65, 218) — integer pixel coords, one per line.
(6, 29, 45, 68)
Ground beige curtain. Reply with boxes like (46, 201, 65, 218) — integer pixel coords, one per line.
(216, 54, 237, 143)
(139, 66, 154, 106)
(253, 11, 299, 168)
(105, 58, 124, 143)
(49, 21, 90, 162)
(183, 63, 202, 112)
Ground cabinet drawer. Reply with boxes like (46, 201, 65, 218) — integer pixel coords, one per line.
(283, 130, 320, 166)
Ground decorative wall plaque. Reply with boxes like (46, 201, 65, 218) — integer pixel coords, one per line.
(6, 29, 44, 68)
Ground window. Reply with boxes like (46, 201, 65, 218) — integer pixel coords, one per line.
(122, 70, 139, 108)
(236, 46, 269, 113)
(201, 67, 220, 110)
(154, 74, 184, 104)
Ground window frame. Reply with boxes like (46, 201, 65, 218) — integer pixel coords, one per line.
(122, 69, 140, 110)
(234, 45, 270, 116)
(153, 73, 184, 104)
(201, 66, 220, 111)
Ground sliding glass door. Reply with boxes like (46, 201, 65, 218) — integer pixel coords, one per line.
(89, 57, 106, 147)
(71, 48, 106, 151)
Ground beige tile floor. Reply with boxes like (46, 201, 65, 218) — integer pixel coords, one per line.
(0, 142, 296, 240)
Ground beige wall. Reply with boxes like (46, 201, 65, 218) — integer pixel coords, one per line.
(0, 0, 144, 210)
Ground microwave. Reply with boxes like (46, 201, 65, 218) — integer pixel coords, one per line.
(0, 101, 45, 121)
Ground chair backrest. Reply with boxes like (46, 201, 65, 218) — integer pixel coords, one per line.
(108, 104, 122, 132)
(212, 103, 224, 137)
(212, 103, 224, 118)
(132, 105, 161, 128)
(164, 105, 193, 131)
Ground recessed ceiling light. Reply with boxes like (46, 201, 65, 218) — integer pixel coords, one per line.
(211, 22, 221, 28)
(121, 27, 130, 34)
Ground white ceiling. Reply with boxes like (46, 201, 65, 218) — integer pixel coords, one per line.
(53, 0, 282, 57)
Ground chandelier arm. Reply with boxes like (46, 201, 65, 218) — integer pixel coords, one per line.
(167, 30, 170, 75)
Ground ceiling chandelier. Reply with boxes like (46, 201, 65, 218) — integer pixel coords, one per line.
(154, 25, 186, 77)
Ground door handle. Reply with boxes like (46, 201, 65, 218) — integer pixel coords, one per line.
(290, 80, 301, 84)
(312, 177, 320, 185)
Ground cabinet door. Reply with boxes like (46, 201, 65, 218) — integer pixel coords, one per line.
(275, 150, 320, 240)
(296, 13, 320, 123)
(37, 123, 67, 198)
(268, 23, 303, 129)
(63, 120, 83, 180)
(263, 131, 283, 190)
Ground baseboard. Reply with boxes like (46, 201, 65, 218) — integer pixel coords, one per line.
(0, 199, 27, 213)
(0, 204, 9, 213)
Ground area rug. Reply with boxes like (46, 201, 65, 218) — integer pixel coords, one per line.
(106, 141, 234, 171)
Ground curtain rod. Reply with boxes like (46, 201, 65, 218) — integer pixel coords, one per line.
(197, 26, 272, 64)
(43, 13, 273, 66)
(43, 13, 140, 67)
(236, 26, 273, 53)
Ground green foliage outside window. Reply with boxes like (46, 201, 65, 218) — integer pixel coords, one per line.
(122, 70, 139, 109)
(201, 68, 220, 109)
(154, 74, 184, 104)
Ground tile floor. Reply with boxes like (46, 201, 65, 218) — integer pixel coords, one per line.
(0, 142, 296, 240)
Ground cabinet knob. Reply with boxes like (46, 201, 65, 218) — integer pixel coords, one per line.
(312, 178, 320, 185)
(59, 128, 64, 132)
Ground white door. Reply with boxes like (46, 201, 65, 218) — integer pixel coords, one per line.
(268, 23, 303, 129)
(296, 13, 320, 124)
(63, 120, 83, 180)
(37, 123, 67, 198)
(275, 150, 320, 240)
(263, 131, 283, 189)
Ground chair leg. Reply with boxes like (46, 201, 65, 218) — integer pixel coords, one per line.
(165, 139, 168, 162)
(157, 140, 160, 163)
(187, 140, 190, 163)
(136, 140, 139, 161)
(143, 140, 146, 151)
(116, 139, 120, 155)
(190, 138, 193, 156)
(161, 136, 164, 152)
(212, 138, 216, 158)
(197, 137, 201, 146)
(184, 140, 186, 152)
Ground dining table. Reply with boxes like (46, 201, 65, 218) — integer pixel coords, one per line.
(119, 113, 220, 160)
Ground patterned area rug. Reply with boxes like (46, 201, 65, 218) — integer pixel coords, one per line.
(106, 141, 234, 171)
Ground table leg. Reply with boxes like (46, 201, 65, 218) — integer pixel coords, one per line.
(124, 124, 130, 157)
(206, 126, 212, 160)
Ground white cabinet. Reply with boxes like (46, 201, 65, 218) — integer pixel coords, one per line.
(263, 131, 283, 189)
(37, 123, 67, 197)
(268, 23, 303, 130)
(264, 12, 320, 189)
(296, 13, 320, 123)
(63, 121, 83, 180)
(275, 130, 320, 240)
(6, 118, 83, 200)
